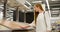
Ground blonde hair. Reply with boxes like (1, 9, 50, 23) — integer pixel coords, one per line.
(34, 3, 44, 25)
(34, 3, 44, 11)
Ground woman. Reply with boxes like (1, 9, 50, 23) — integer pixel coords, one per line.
(30, 3, 52, 32)
(20, 3, 52, 32)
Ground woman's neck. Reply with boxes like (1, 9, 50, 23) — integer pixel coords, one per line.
(39, 10, 44, 13)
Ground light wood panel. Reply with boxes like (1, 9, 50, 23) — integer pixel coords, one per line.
(0, 20, 30, 29)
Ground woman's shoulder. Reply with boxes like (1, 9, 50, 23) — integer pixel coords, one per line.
(45, 11, 48, 13)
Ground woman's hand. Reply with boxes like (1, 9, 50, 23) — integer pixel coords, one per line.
(19, 26, 31, 29)
(47, 30, 51, 32)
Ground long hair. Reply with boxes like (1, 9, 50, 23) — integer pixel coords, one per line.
(34, 3, 44, 25)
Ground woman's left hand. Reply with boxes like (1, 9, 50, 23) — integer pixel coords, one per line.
(47, 30, 51, 32)
(19, 26, 31, 29)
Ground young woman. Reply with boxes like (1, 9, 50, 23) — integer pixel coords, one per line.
(30, 3, 52, 32)
(20, 3, 52, 32)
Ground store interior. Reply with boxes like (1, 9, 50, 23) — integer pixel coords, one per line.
(0, 0, 60, 32)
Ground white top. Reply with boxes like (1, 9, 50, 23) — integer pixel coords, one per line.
(30, 11, 52, 32)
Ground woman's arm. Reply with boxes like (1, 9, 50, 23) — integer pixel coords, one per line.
(29, 21, 36, 27)
(20, 21, 36, 29)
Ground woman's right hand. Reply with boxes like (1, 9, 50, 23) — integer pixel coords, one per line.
(19, 26, 31, 29)
(47, 30, 51, 32)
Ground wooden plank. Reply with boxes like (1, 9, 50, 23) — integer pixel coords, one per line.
(0, 20, 30, 29)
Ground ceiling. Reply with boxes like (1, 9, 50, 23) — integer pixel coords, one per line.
(0, 0, 60, 10)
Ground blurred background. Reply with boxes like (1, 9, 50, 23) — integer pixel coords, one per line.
(0, 0, 60, 32)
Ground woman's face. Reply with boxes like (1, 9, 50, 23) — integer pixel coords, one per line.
(34, 5, 42, 12)
(34, 5, 39, 12)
